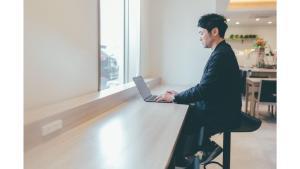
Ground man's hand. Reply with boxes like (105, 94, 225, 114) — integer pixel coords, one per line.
(166, 90, 178, 95)
(155, 90, 177, 103)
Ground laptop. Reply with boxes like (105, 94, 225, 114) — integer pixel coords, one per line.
(133, 76, 170, 103)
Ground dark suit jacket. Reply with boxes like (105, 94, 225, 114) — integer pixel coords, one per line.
(174, 40, 241, 129)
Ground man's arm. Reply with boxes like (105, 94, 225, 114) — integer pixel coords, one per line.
(174, 53, 224, 104)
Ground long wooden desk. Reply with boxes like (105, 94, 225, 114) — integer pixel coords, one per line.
(24, 86, 189, 169)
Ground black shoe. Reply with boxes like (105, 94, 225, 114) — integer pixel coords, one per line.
(175, 156, 194, 167)
(198, 141, 223, 164)
(174, 140, 222, 168)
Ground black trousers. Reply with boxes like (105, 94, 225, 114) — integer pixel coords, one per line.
(167, 106, 221, 169)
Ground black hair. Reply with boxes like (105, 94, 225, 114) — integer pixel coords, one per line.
(198, 13, 228, 38)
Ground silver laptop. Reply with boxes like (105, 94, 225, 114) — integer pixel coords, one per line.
(133, 76, 169, 103)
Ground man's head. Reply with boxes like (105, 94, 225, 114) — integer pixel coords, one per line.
(197, 13, 228, 48)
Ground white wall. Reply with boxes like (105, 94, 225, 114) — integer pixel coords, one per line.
(226, 25, 277, 51)
(226, 25, 277, 66)
(25, 0, 218, 110)
(140, 0, 216, 85)
(24, 0, 98, 110)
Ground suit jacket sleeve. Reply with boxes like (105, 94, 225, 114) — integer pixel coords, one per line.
(174, 52, 224, 104)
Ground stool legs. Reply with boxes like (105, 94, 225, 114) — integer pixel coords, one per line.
(202, 132, 231, 169)
(223, 132, 231, 169)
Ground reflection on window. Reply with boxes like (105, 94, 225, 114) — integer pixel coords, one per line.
(100, 0, 125, 90)
(99, 0, 140, 90)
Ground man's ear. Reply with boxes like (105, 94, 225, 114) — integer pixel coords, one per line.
(211, 27, 219, 37)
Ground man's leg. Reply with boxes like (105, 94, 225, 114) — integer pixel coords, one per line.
(167, 106, 222, 169)
(193, 127, 223, 165)
(168, 106, 205, 168)
(168, 127, 219, 169)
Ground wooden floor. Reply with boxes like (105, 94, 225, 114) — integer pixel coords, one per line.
(177, 101, 277, 169)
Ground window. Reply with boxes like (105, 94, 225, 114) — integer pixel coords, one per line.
(99, 0, 140, 91)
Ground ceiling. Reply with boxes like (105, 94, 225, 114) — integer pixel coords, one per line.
(217, 0, 277, 26)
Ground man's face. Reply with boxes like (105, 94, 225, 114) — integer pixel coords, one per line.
(198, 27, 213, 48)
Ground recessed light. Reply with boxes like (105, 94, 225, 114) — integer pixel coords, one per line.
(227, 18, 231, 22)
(255, 18, 260, 21)
(268, 21, 272, 24)
(235, 21, 240, 25)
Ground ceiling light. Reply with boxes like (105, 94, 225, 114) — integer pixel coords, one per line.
(227, 18, 231, 22)
(268, 21, 272, 24)
(255, 18, 260, 21)
(235, 21, 240, 25)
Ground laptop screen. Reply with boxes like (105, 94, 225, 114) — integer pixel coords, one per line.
(133, 76, 152, 99)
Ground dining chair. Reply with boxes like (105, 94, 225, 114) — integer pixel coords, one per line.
(255, 79, 277, 117)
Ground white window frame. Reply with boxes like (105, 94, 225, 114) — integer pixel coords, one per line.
(98, 0, 140, 91)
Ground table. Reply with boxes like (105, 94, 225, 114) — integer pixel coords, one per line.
(245, 78, 276, 117)
(24, 86, 188, 169)
(240, 67, 276, 78)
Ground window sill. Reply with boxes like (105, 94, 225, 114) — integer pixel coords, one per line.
(25, 77, 160, 125)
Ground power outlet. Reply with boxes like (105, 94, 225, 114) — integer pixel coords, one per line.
(41, 120, 63, 136)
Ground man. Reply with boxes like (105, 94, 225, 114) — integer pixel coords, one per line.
(156, 13, 242, 168)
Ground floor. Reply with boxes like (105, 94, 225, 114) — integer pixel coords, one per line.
(177, 100, 277, 169)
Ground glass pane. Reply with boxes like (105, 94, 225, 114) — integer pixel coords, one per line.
(100, 0, 124, 90)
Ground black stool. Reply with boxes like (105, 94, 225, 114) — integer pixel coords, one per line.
(202, 112, 262, 169)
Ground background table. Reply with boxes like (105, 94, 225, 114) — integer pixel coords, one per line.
(240, 67, 276, 78)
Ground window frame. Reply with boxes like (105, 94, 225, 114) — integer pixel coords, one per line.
(98, 0, 139, 91)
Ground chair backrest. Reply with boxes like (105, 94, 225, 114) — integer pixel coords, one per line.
(240, 70, 248, 96)
(258, 80, 277, 103)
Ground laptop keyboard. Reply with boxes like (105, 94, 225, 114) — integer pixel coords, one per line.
(146, 95, 157, 101)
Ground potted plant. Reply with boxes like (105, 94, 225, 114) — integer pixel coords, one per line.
(254, 38, 267, 68)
